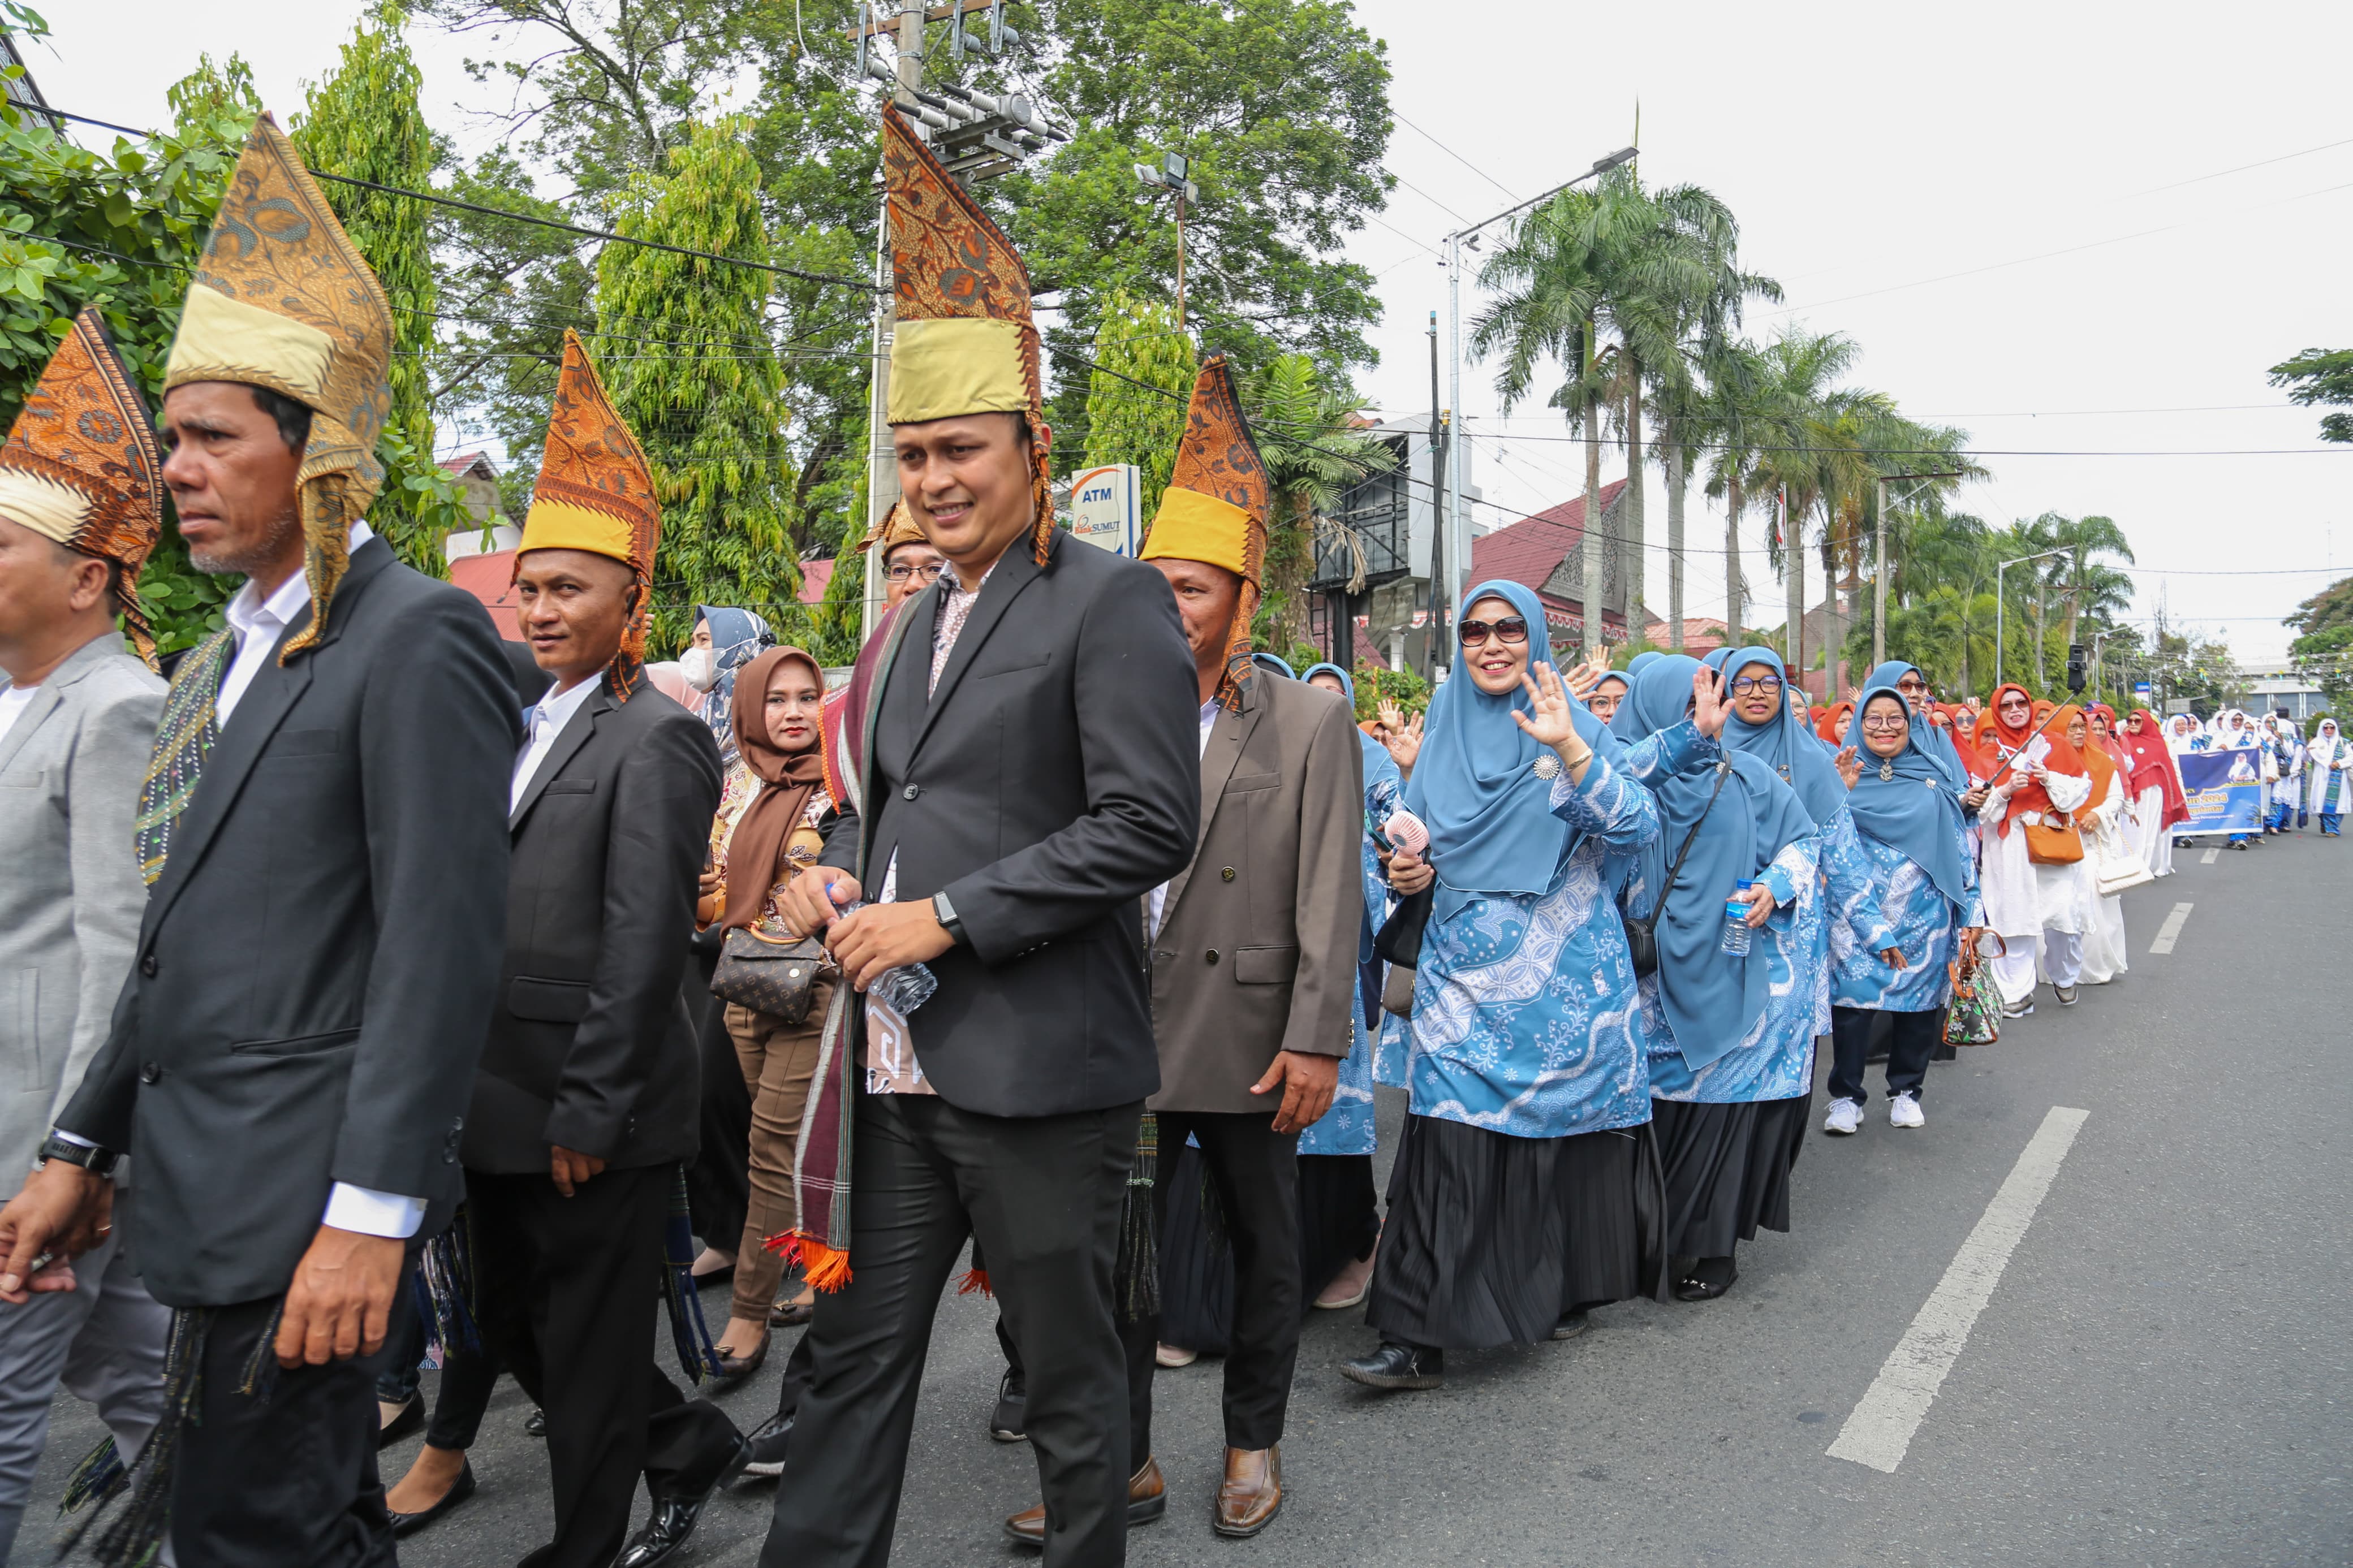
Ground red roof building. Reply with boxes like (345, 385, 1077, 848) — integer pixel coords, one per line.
(1467, 480, 1632, 641)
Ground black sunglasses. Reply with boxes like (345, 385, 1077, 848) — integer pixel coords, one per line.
(1458, 616, 1529, 647)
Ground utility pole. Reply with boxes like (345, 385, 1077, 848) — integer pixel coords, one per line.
(1872, 469, 1962, 667)
(1427, 311, 1447, 682)
(1993, 547, 2067, 690)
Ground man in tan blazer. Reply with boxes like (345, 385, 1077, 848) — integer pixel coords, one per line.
(1102, 358, 1363, 1539)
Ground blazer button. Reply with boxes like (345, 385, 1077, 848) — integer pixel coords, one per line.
(139, 953, 157, 978)
(139, 1062, 162, 1084)
(1205, 949, 1220, 965)
(903, 784, 921, 801)
(1221, 867, 1236, 881)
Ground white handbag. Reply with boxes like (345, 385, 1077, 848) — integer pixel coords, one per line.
(2092, 820, 2153, 896)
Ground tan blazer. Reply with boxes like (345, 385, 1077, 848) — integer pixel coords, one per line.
(1147, 673, 1362, 1114)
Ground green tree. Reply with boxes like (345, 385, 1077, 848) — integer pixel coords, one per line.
(2268, 347, 2353, 443)
(1079, 289, 1196, 514)
(1740, 326, 1877, 679)
(595, 116, 800, 655)
(292, 1, 454, 573)
(1240, 352, 1393, 651)
(2286, 574, 2353, 710)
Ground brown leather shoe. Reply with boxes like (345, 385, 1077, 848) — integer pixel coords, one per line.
(1214, 1445, 1281, 1538)
(1001, 1456, 1166, 1547)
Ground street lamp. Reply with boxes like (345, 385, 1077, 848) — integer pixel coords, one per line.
(1872, 470, 1963, 667)
(1993, 547, 2068, 690)
(1443, 145, 1638, 642)
(1134, 151, 1200, 327)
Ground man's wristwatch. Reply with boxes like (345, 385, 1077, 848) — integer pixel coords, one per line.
(38, 1134, 117, 1178)
(931, 891, 968, 947)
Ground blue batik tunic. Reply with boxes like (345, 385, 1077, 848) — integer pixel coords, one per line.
(1830, 814, 1984, 1012)
(1404, 750, 1661, 1139)
(1647, 835, 1826, 1104)
(1299, 758, 1403, 1156)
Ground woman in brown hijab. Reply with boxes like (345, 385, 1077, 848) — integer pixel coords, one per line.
(704, 646, 834, 1381)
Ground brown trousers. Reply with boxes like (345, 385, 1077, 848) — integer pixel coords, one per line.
(725, 981, 831, 1323)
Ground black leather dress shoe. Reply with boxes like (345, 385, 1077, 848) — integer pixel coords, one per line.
(525, 1407, 546, 1438)
(388, 1460, 475, 1537)
(739, 1410, 794, 1479)
(616, 1438, 752, 1567)
(989, 1367, 1026, 1442)
(1339, 1341, 1443, 1390)
(705, 1331, 769, 1395)
(377, 1396, 424, 1450)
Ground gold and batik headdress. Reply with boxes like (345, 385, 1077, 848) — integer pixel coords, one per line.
(516, 330, 661, 697)
(0, 309, 164, 666)
(1140, 355, 1270, 709)
(860, 497, 928, 556)
(882, 105, 1053, 566)
(163, 114, 393, 663)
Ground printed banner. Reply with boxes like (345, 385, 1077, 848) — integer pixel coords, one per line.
(2175, 749, 2263, 833)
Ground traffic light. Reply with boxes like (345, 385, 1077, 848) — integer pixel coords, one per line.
(2066, 643, 2087, 693)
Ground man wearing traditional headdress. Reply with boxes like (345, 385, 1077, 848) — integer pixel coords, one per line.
(0, 310, 170, 1563)
(0, 119, 518, 1566)
(462, 331, 743, 1568)
(759, 107, 1199, 1568)
(1000, 357, 1361, 1543)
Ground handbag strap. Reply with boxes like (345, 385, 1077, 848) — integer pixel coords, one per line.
(1636, 759, 1735, 930)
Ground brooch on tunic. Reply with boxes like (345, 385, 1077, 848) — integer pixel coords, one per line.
(1879, 759, 1895, 781)
(1532, 751, 1563, 780)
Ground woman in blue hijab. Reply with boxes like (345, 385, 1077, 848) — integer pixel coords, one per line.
(1863, 659, 1964, 778)
(1617, 654, 1830, 1303)
(1822, 682, 1980, 1137)
(1341, 581, 1664, 1393)
(686, 604, 776, 768)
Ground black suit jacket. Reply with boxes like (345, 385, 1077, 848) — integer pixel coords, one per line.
(59, 538, 516, 1308)
(461, 673, 723, 1174)
(823, 530, 1200, 1117)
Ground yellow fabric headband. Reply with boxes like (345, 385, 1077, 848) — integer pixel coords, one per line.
(1141, 486, 1256, 584)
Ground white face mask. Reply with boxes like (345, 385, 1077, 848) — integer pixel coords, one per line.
(679, 646, 718, 693)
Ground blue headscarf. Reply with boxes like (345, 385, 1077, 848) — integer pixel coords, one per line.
(1701, 646, 1735, 675)
(1846, 683, 1971, 908)
(1624, 655, 1817, 1068)
(1406, 580, 1609, 920)
(1252, 652, 1297, 680)
(1593, 668, 1646, 743)
(1303, 661, 1393, 785)
(695, 604, 775, 767)
(1627, 650, 1662, 677)
(1863, 659, 1965, 779)
(1721, 645, 1847, 822)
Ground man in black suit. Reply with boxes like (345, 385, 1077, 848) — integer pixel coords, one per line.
(459, 334, 741, 1568)
(0, 119, 515, 1567)
(755, 109, 1199, 1568)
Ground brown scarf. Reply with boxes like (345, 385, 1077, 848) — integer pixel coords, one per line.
(720, 647, 829, 931)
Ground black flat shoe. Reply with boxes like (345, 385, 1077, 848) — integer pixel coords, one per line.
(738, 1409, 794, 1479)
(617, 1438, 752, 1567)
(1550, 1309, 1591, 1341)
(388, 1459, 475, 1537)
(705, 1331, 769, 1395)
(1673, 1259, 1738, 1301)
(525, 1406, 546, 1438)
(989, 1367, 1027, 1442)
(1339, 1341, 1443, 1390)
(377, 1396, 424, 1450)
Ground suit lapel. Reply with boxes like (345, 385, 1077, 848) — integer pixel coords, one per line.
(910, 541, 1046, 762)
(856, 595, 927, 880)
(0, 635, 115, 776)
(508, 681, 615, 831)
(1162, 678, 1263, 927)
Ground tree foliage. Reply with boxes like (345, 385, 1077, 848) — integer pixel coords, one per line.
(2286, 574, 2353, 710)
(1240, 352, 1392, 650)
(1079, 288, 1195, 516)
(2268, 347, 2353, 444)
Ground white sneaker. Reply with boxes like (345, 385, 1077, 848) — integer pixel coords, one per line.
(1889, 1092, 1924, 1130)
(1822, 1097, 1862, 1136)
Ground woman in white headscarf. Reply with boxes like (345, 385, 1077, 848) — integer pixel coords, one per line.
(2307, 718, 2351, 836)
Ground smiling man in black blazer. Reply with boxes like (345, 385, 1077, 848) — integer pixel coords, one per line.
(460, 335, 740, 1568)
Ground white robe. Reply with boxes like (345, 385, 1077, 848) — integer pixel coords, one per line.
(1978, 746, 2093, 944)
(2309, 733, 2353, 814)
(2132, 785, 2175, 875)
(2076, 771, 2130, 984)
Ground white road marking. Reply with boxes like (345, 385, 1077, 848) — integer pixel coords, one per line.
(2148, 901, 2195, 954)
(1828, 1106, 2090, 1474)
(2200, 848, 2220, 864)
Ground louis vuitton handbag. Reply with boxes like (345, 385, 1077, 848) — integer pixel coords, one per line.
(709, 925, 829, 1026)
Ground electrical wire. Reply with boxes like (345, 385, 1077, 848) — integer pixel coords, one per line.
(1389, 109, 1522, 203)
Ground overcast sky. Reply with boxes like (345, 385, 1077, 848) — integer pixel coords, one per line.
(35, 1, 2352, 659)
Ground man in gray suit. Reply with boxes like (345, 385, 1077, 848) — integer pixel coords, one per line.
(0, 310, 170, 1562)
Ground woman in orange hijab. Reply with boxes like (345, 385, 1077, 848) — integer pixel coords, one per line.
(1974, 684, 2096, 1014)
(1815, 701, 1854, 747)
(2059, 704, 2133, 986)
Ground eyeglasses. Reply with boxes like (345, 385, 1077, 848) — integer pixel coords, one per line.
(1458, 616, 1529, 647)
(1860, 714, 1907, 732)
(1729, 675, 1782, 696)
(885, 560, 947, 584)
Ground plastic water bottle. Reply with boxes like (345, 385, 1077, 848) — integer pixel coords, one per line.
(830, 890, 939, 1015)
(1721, 880, 1754, 957)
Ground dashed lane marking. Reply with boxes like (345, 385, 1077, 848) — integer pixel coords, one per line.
(1828, 1106, 2091, 1474)
(2148, 902, 2194, 954)
(2200, 848, 2220, 864)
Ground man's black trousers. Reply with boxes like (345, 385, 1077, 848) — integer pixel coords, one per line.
(1828, 1005, 1943, 1106)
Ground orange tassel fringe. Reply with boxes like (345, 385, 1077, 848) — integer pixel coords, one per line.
(764, 1230, 854, 1293)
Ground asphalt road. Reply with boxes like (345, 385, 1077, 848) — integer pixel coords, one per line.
(21, 831, 2350, 1566)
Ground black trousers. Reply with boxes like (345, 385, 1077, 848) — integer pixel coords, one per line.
(684, 945, 752, 1251)
(758, 1092, 1139, 1568)
(467, 1165, 739, 1568)
(1119, 1110, 1302, 1459)
(1829, 1006, 1941, 1105)
(374, 1267, 507, 1448)
(171, 1295, 395, 1567)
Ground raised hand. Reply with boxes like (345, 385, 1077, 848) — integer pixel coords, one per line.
(1512, 662, 1580, 750)
(1382, 709, 1424, 771)
(1834, 745, 1863, 789)
(1691, 667, 1728, 738)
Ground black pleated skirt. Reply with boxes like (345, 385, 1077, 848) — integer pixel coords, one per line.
(1364, 1114, 1666, 1352)
(1156, 1145, 1381, 1356)
(1650, 1091, 1811, 1262)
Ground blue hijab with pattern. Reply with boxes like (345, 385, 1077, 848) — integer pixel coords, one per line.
(1721, 645, 1847, 822)
(1846, 683, 1971, 908)
(1863, 659, 1966, 780)
(694, 604, 775, 767)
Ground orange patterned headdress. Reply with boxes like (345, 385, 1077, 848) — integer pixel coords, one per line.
(860, 498, 927, 556)
(165, 114, 392, 664)
(0, 309, 164, 666)
(516, 330, 660, 697)
(1140, 355, 1269, 709)
(882, 106, 1052, 566)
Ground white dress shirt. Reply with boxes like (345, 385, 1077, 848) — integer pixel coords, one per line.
(510, 672, 600, 814)
(0, 680, 36, 746)
(1146, 698, 1223, 939)
(213, 520, 376, 728)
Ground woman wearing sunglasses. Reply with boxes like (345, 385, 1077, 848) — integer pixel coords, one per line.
(1822, 683, 1980, 1136)
(1341, 582, 1674, 1392)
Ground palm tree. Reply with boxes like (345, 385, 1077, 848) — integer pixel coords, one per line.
(1697, 339, 1770, 644)
(1740, 327, 1874, 682)
(1243, 354, 1396, 651)
(2044, 513, 2136, 646)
